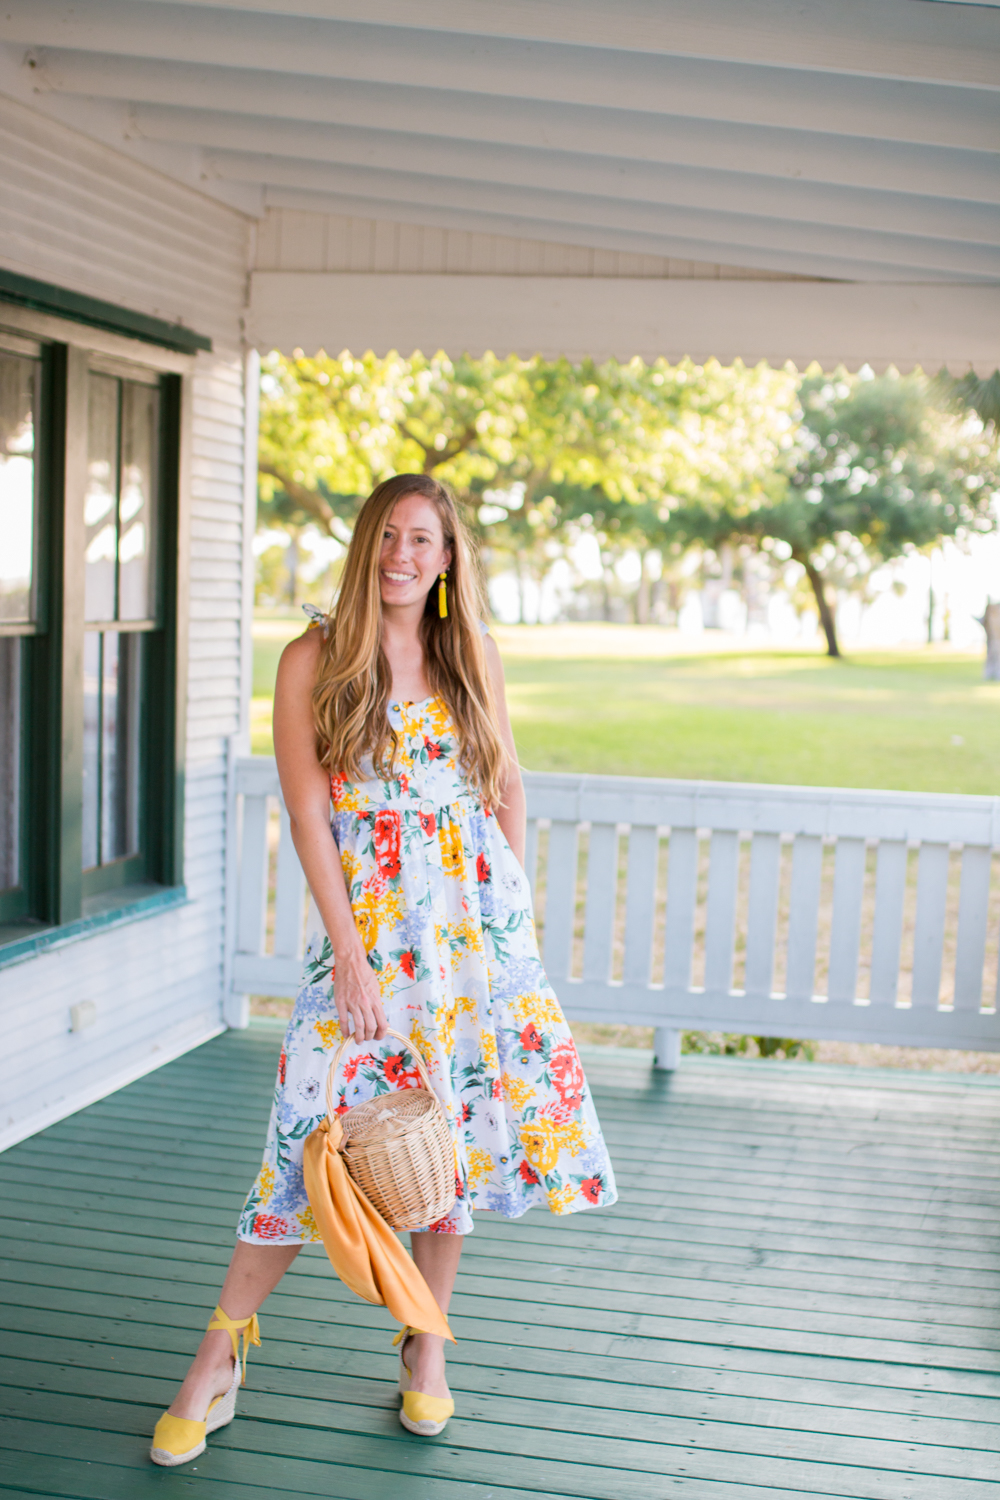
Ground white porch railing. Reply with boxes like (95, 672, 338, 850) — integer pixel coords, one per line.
(229, 756, 1000, 1060)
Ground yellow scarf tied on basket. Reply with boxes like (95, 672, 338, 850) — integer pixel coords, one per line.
(302, 1115, 455, 1342)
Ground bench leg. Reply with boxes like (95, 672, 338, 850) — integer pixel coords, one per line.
(653, 1026, 682, 1071)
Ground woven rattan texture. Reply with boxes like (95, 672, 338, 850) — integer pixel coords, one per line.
(327, 1029, 458, 1231)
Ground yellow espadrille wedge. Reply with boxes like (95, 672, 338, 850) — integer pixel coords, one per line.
(149, 1307, 261, 1467)
(393, 1326, 455, 1437)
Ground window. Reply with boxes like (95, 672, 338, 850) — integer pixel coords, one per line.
(0, 315, 185, 948)
(82, 369, 160, 894)
(0, 333, 41, 926)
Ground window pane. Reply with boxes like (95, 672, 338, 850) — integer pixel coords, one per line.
(100, 632, 142, 862)
(118, 383, 158, 621)
(0, 637, 21, 890)
(82, 632, 101, 869)
(85, 375, 118, 623)
(0, 353, 37, 624)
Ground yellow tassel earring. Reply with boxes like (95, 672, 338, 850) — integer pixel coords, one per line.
(438, 570, 448, 619)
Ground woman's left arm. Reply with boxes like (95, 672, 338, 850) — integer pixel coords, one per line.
(484, 634, 526, 867)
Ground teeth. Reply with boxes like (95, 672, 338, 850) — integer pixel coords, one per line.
(384, 571, 416, 581)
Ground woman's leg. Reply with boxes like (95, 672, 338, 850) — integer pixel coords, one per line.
(167, 1241, 301, 1419)
(406, 1233, 464, 1398)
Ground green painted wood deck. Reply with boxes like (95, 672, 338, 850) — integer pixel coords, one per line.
(2, 1024, 1000, 1499)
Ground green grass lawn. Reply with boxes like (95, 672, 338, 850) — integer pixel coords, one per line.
(251, 620, 999, 795)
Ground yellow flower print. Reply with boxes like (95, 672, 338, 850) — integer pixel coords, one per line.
(426, 697, 450, 736)
(546, 1184, 577, 1216)
(511, 991, 564, 1029)
(520, 1116, 586, 1176)
(297, 1205, 322, 1241)
(315, 1018, 343, 1050)
(408, 1017, 431, 1061)
(353, 887, 406, 952)
(340, 850, 362, 887)
(258, 1163, 275, 1206)
(448, 915, 484, 971)
(467, 1147, 495, 1188)
(500, 1072, 535, 1111)
(439, 820, 465, 879)
(378, 960, 400, 999)
(479, 1028, 499, 1071)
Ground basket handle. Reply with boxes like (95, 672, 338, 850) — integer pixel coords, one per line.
(324, 1026, 436, 1123)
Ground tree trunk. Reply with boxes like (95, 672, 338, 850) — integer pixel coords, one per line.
(802, 557, 840, 657)
(636, 552, 650, 624)
(978, 600, 1000, 680)
(285, 532, 299, 609)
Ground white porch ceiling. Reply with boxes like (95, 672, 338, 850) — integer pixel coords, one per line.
(1, 0, 997, 365)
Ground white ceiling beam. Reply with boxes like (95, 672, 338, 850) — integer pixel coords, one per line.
(124, 0, 1000, 90)
(33, 51, 999, 207)
(247, 273, 1000, 376)
(208, 151, 1000, 279)
(262, 186, 968, 285)
(133, 104, 1000, 247)
(3, 1, 994, 150)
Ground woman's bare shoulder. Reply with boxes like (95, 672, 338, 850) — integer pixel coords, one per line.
(278, 626, 324, 684)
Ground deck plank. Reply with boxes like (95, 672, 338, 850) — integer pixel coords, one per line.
(2, 1027, 1000, 1498)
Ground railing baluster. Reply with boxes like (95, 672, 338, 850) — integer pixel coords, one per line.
(785, 834, 822, 1001)
(953, 845, 992, 1011)
(827, 837, 867, 1003)
(623, 824, 659, 986)
(582, 822, 619, 983)
(704, 829, 739, 996)
(236, 792, 269, 957)
(523, 818, 540, 901)
(869, 839, 907, 1005)
(542, 820, 580, 984)
(272, 805, 306, 959)
(663, 827, 698, 993)
(744, 832, 780, 999)
(911, 842, 950, 1007)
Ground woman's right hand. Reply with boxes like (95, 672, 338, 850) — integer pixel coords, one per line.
(335, 944, 388, 1043)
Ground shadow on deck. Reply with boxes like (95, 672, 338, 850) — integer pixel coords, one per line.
(2, 1024, 999, 1499)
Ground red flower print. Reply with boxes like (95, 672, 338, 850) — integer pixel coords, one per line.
(520, 1023, 543, 1052)
(372, 810, 402, 878)
(398, 772, 409, 794)
(400, 950, 416, 979)
(335, 1090, 349, 1116)
(549, 1039, 585, 1111)
(362, 865, 388, 898)
(460, 1101, 473, 1123)
(384, 1053, 420, 1087)
(454, 1172, 466, 1199)
(429, 1215, 459, 1232)
(330, 773, 346, 805)
(419, 808, 437, 836)
(476, 852, 491, 883)
(519, 1160, 539, 1185)
(253, 1213, 291, 1240)
(492, 1078, 503, 1099)
(342, 1053, 375, 1083)
(423, 736, 442, 760)
(278, 1049, 287, 1084)
(580, 1176, 603, 1204)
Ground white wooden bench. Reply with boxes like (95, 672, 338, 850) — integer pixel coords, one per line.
(227, 756, 1000, 1063)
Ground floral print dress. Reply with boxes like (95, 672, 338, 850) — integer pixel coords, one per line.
(239, 684, 618, 1241)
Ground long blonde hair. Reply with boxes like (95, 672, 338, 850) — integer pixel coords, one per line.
(313, 474, 510, 808)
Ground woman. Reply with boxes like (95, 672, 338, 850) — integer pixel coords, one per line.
(150, 474, 617, 1466)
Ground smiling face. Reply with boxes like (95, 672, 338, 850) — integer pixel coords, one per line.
(378, 492, 452, 610)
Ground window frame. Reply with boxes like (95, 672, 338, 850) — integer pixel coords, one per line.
(0, 299, 193, 951)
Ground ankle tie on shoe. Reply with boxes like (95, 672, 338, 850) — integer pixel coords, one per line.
(207, 1305, 261, 1385)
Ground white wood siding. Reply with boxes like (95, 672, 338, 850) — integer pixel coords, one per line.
(254, 206, 807, 281)
(0, 96, 255, 1151)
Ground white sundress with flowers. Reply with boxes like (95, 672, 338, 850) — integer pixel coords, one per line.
(238, 632, 618, 1241)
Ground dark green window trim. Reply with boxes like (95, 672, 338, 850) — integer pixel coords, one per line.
(0, 884, 188, 969)
(0, 271, 212, 356)
(1, 335, 188, 936)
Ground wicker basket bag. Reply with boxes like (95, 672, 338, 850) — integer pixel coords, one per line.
(325, 1028, 457, 1232)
